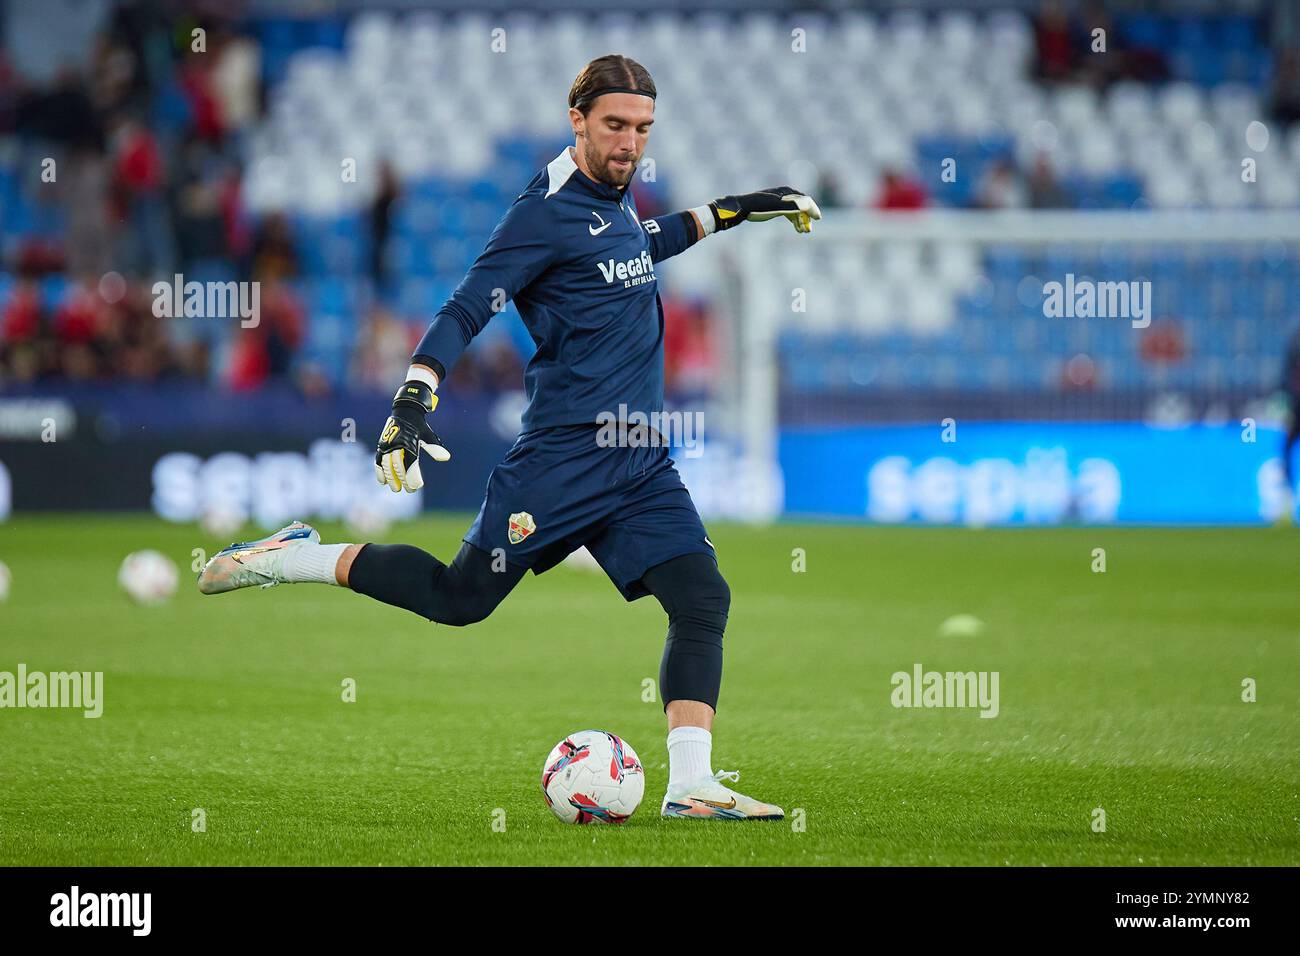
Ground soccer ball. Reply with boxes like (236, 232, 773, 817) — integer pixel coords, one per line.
(118, 550, 179, 605)
(200, 505, 247, 539)
(541, 730, 645, 824)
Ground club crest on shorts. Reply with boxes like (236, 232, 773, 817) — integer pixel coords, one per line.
(508, 511, 536, 545)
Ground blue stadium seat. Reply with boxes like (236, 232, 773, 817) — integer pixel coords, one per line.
(1117, 14, 1167, 49)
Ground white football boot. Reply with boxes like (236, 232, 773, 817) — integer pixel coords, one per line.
(661, 770, 784, 821)
(197, 521, 320, 595)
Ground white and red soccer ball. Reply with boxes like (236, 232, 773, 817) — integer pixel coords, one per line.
(541, 730, 645, 824)
(118, 550, 179, 605)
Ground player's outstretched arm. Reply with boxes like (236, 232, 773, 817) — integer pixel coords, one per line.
(374, 364, 451, 493)
(651, 186, 821, 261)
(694, 185, 822, 235)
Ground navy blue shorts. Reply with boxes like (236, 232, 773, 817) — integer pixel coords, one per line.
(465, 424, 715, 601)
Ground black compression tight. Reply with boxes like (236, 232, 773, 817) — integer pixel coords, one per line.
(348, 541, 524, 626)
(642, 552, 730, 713)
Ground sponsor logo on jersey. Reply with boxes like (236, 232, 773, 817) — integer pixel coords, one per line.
(507, 511, 536, 545)
(596, 250, 656, 288)
(589, 212, 612, 236)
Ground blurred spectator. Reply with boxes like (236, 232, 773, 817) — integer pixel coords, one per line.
(13, 66, 104, 152)
(177, 46, 224, 143)
(227, 280, 304, 390)
(1, 279, 42, 348)
(53, 276, 105, 352)
(1037, 0, 1168, 88)
(1267, 49, 1300, 128)
(62, 143, 112, 276)
(219, 160, 254, 267)
(1073, 1, 1116, 87)
(370, 159, 401, 291)
(250, 212, 299, 281)
(209, 30, 261, 137)
(1027, 153, 1071, 208)
(353, 306, 417, 388)
(0, 49, 17, 133)
(14, 249, 57, 281)
(663, 296, 717, 396)
(173, 136, 232, 274)
(973, 158, 1026, 209)
(630, 177, 668, 220)
(479, 339, 525, 392)
(110, 116, 175, 275)
(1033, 1, 1077, 83)
(875, 168, 927, 210)
(1081, 2, 1168, 85)
(1140, 320, 1187, 364)
(89, 29, 141, 115)
(816, 169, 847, 210)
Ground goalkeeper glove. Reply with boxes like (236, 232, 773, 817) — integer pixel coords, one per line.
(708, 186, 822, 234)
(374, 378, 451, 493)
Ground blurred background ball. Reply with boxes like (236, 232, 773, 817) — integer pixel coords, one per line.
(345, 502, 393, 538)
(200, 506, 249, 540)
(118, 550, 179, 605)
(938, 613, 987, 638)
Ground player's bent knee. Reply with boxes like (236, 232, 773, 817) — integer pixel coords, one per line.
(683, 572, 729, 631)
(691, 557, 731, 610)
(702, 569, 731, 617)
(645, 552, 730, 632)
(424, 542, 523, 626)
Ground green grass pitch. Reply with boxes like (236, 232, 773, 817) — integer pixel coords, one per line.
(0, 514, 1296, 866)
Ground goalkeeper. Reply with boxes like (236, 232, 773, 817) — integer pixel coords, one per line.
(199, 54, 819, 821)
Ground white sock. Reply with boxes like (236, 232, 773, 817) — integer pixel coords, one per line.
(667, 726, 713, 786)
(280, 542, 351, 586)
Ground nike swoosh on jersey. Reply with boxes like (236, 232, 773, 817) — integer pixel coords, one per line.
(589, 213, 612, 236)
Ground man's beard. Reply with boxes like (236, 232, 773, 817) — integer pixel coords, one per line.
(585, 140, 636, 187)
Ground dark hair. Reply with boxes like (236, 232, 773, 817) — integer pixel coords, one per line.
(568, 54, 656, 115)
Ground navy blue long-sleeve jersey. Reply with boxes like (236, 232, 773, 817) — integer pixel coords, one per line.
(413, 146, 701, 431)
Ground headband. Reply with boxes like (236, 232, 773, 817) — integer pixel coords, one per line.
(571, 86, 656, 110)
